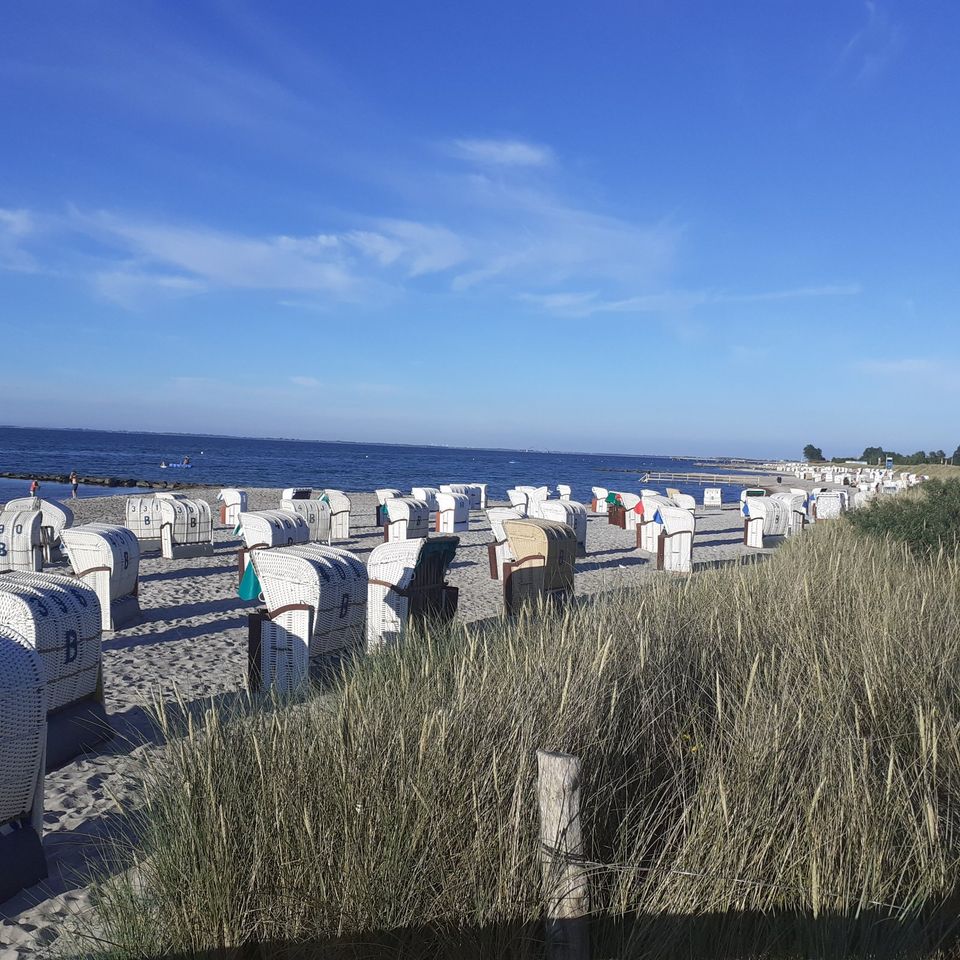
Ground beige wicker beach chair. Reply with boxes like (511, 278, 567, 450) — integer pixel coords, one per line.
(0, 627, 47, 901)
(216, 488, 247, 527)
(61, 524, 141, 631)
(366, 536, 459, 650)
(435, 492, 470, 533)
(0, 509, 44, 573)
(0, 572, 109, 769)
(5, 497, 74, 564)
(486, 507, 521, 580)
(237, 510, 310, 582)
(501, 519, 575, 615)
(248, 544, 368, 693)
(158, 497, 214, 560)
(384, 497, 431, 542)
(539, 500, 587, 557)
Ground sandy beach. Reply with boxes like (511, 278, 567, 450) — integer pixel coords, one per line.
(0, 481, 809, 956)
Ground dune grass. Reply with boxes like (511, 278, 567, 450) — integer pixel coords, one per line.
(83, 521, 960, 959)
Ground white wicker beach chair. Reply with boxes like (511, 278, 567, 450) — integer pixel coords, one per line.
(280, 497, 332, 544)
(383, 498, 431, 542)
(435, 492, 470, 533)
(591, 487, 609, 514)
(501, 519, 575, 615)
(61, 524, 141, 631)
(5, 497, 74, 564)
(126, 495, 182, 550)
(742, 497, 789, 548)
(0, 509, 44, 574)
(0, 572, 109, 769)
(654, 504, 695, 573)
(486, 507, 521, 580)
(813, 491, 844, 520)
(506, 488, 529, 516)
(321, 490, 351, 541)
(375, 489, 403, 526)
(468, 484, 488, 510)
(411, 487, 441, 516)
(703, 488, 722, 510)
(366, 536, 459, 651)
(620, 493, 644, 532)
(556, 485, 572, 501)
(539, 500, 588, 557)
(0, 627, 47, 901)
(216, 488, 248, 528)
(637, 494, 673, 553)
(158, 498, 214, 560)
(281, 488, 312, 502)
(248, 544, 368, 693)
(671, 493, 697, 513)
(524, 486, 551, 520)
(771, 492, 806, 536)
(739, 488, 767, 504)
(237, 510, 310, 582)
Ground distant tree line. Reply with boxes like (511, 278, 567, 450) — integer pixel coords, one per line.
(802, 444, 960, 465)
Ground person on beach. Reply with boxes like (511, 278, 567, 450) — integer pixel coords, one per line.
(29, 478, 39, 496)
(70, 471, 79, 498)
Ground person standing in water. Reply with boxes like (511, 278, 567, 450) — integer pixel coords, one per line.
(69, 471, 79, 498)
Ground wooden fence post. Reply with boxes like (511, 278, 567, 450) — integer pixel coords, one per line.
(536, 749, 590, 960)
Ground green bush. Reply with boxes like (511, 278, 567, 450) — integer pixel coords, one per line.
(847, 479, 960, 554)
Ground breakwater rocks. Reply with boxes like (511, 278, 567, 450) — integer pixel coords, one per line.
(0, 471, 217, 491)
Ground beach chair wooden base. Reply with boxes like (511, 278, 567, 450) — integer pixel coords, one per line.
(607, 504, 626, 528)
(165, 542, 214, 561)
(46, 697, 112, 771)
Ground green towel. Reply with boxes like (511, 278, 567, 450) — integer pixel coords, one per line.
(238, 561, 262, 601)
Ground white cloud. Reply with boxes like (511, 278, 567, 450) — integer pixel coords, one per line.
(289, 375, 321, 388)
(450, 138, 554, 168)
(0, 207, 39, 271)
(839, 1, 902, 85)
(346, 219, 467, 276)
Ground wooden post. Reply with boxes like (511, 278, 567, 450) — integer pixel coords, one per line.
(536, 749, 590, 960)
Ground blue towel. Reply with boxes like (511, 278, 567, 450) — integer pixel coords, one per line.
(238, 561, 262, 601)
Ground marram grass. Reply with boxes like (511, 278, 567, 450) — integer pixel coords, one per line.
(82, 522, 960, 958)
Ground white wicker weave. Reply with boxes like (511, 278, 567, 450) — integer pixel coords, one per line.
(321, 490, 351, 541)
(158, 498, 214, 559)
(0, 626, 46, 832)
(539, 500, 587, 557)
(671, 493, 697, 512)
(619, 492, 643, 532)
(280, 498, 332, 543)
(0, 509, 43, 573)
(591, 487, 609, 514)
(216, 488, 248, 527)
(366, 536, 458, 651)
(556, 485, 572, 501)
(411, 487, 440, 513)
(435, 492, 470, 533)
(655, 505, 695, 573)
(771, 492, 807, 536)
(814, 491, 844, 520)
(0, 572, 102, 716)
(249, 544, 368, 692)
(384, 498, 431, 542)
(374, 488, 402, 526)
(742, 497, 789, 548)
(61, 524, 140, 631)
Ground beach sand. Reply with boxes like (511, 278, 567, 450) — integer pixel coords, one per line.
(0, 482, 806, 956)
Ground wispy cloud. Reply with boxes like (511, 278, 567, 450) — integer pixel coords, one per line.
(289, 375, 321, 388)
(0, 208, 40, 272)
(520, 283, 861, 318)
(450, 138, 554, 168)
(839, 1, 902, 85)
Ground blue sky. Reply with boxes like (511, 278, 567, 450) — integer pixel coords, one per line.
(1, 1, 957, 458)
